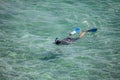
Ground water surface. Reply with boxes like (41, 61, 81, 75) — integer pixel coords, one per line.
(0, 0, 120, 80)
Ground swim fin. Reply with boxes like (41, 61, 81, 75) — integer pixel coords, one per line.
(87, 28, 97, 32)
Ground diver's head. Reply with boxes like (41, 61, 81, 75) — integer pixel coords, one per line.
(54, 38, 61, 45)
(55, 40, 61, 45)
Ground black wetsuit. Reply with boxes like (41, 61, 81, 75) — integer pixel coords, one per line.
(61, 37, 80, 45)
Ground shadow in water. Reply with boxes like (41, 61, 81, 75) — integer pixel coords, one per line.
(40, 51, 63, 60)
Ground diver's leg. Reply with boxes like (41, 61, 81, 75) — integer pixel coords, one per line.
(79, 31, 87, 38)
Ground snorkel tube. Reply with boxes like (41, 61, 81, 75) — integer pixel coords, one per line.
(55, 38, 58, 42)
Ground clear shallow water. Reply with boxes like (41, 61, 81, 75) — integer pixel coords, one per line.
(0, 0, 120, 80)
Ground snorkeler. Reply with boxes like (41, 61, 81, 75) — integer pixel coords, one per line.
(54, 28, 97, 45)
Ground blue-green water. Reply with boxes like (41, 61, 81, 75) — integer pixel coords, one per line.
(0, 0, 120, 80)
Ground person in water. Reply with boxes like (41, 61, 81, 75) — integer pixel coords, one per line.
(54, 28, 97, 45)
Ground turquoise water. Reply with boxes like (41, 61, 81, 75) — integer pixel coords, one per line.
(0, 0, 120, 80)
